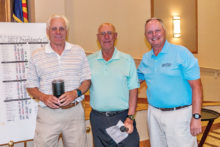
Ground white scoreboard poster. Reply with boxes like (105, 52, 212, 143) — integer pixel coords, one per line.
(0, 23, 48, 144)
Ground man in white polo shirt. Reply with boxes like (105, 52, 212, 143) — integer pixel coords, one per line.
(26, 15, 91, 147)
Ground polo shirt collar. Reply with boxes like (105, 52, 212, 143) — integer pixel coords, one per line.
(97, 48, 120, 60)
(151, 40, 169, 57)
(45, 42, 72, 53)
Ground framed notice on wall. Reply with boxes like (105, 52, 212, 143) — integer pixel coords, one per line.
(0, 23, 48, 144)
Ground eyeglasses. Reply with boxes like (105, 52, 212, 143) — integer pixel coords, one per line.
(97, 31, 115, 36)
(50, 27, 66, 32)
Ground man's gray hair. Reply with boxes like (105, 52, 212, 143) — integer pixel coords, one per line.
(98, 23, 116, 33)
(46, 14, 69, 30)
(145, 17, 166, 30)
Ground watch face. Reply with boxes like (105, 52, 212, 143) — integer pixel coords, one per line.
(128, 115, 135, 120)
(77, 89, 82, 97)
(193, 113, 201, 119)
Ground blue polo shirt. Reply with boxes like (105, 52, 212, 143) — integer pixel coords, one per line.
(137, 41, 200, 108)
(88, 48, 140, 111)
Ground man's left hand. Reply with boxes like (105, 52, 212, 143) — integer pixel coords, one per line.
(124, 118, 134, 134)
(190, 118, 202, 136)
(58, 90, 78, 106)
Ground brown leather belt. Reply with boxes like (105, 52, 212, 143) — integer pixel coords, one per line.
(60, 101, 79, 109)
(154, 105, 191, 111)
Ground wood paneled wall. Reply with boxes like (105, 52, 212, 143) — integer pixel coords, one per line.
(0, 0, 11, 22)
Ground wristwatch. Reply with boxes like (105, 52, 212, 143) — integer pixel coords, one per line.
(76, 89, 82, 97)
(127, 115, 135, 121)
(192, 113, 201, 119)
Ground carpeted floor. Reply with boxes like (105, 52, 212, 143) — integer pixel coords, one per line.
(197, 117, 220, 147)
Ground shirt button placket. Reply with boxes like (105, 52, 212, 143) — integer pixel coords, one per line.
(58, 55, 62, 78)
(154, 60, 158, 73)
(104, 62, 108, 75)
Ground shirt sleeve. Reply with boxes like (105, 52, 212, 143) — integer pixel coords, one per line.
(180, 48, 200, 80)
(25, 56, 40, 88)
(127, 56, 140, 90)
(80, 49, 91, 83)
(137, 56, 147, 81)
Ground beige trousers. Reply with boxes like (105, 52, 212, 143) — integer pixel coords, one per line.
(34, 103, 87, 147)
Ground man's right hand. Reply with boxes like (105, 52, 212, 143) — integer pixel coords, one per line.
(40, 94, 60, 109)
(26, 87, 60, 109)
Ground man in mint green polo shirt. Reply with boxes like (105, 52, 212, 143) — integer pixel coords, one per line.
(88, 23, 140, 147)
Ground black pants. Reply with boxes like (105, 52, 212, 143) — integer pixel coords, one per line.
(90, 109, 140, 147)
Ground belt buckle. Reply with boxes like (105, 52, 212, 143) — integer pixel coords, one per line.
(105, 112, 110, 117)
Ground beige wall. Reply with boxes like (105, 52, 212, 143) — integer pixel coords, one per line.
(34, 0, 65, 22)
(152, 0, 197, 53)
(197, 0, 220, 69)
(201, 72, 220, 101)
(197, 0, 220, 101)
(34, 0, 220, 100)
(35, 0, 151, 58)
(34, 0, 220, 69)
(64, 0, 151, 59)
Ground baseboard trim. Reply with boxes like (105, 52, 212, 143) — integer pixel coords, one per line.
(140, 139, 150, 147)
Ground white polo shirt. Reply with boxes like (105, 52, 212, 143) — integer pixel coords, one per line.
(26, 42, 91, 107)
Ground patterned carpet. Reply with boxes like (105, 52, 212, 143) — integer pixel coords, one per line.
(197, 117, 220, 147)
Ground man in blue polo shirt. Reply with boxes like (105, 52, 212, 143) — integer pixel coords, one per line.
(137, 18, 203, 147)
(88, 23, 140, 146)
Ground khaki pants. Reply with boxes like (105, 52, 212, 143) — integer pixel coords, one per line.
(34, 103, 87, 147)
(148, 105, 197, 147)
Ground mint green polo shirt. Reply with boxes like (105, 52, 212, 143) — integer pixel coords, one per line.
(88, 48, 140, 111)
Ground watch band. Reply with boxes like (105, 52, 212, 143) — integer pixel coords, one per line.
(76, 89, 82, 97)
(127, 115, 135, 121)
(192, 113, 201, 119)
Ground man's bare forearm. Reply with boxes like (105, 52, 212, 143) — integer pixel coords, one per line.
(189, 79, 203, 114)
(128, 88, 138, 115)
(77, 79, 91, 94)
(26, 87, 46, 101)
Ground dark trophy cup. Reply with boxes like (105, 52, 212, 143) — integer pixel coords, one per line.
(52, 79, 65, 98)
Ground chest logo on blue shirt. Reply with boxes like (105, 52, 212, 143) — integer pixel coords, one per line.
(161, 63, 171, 67)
